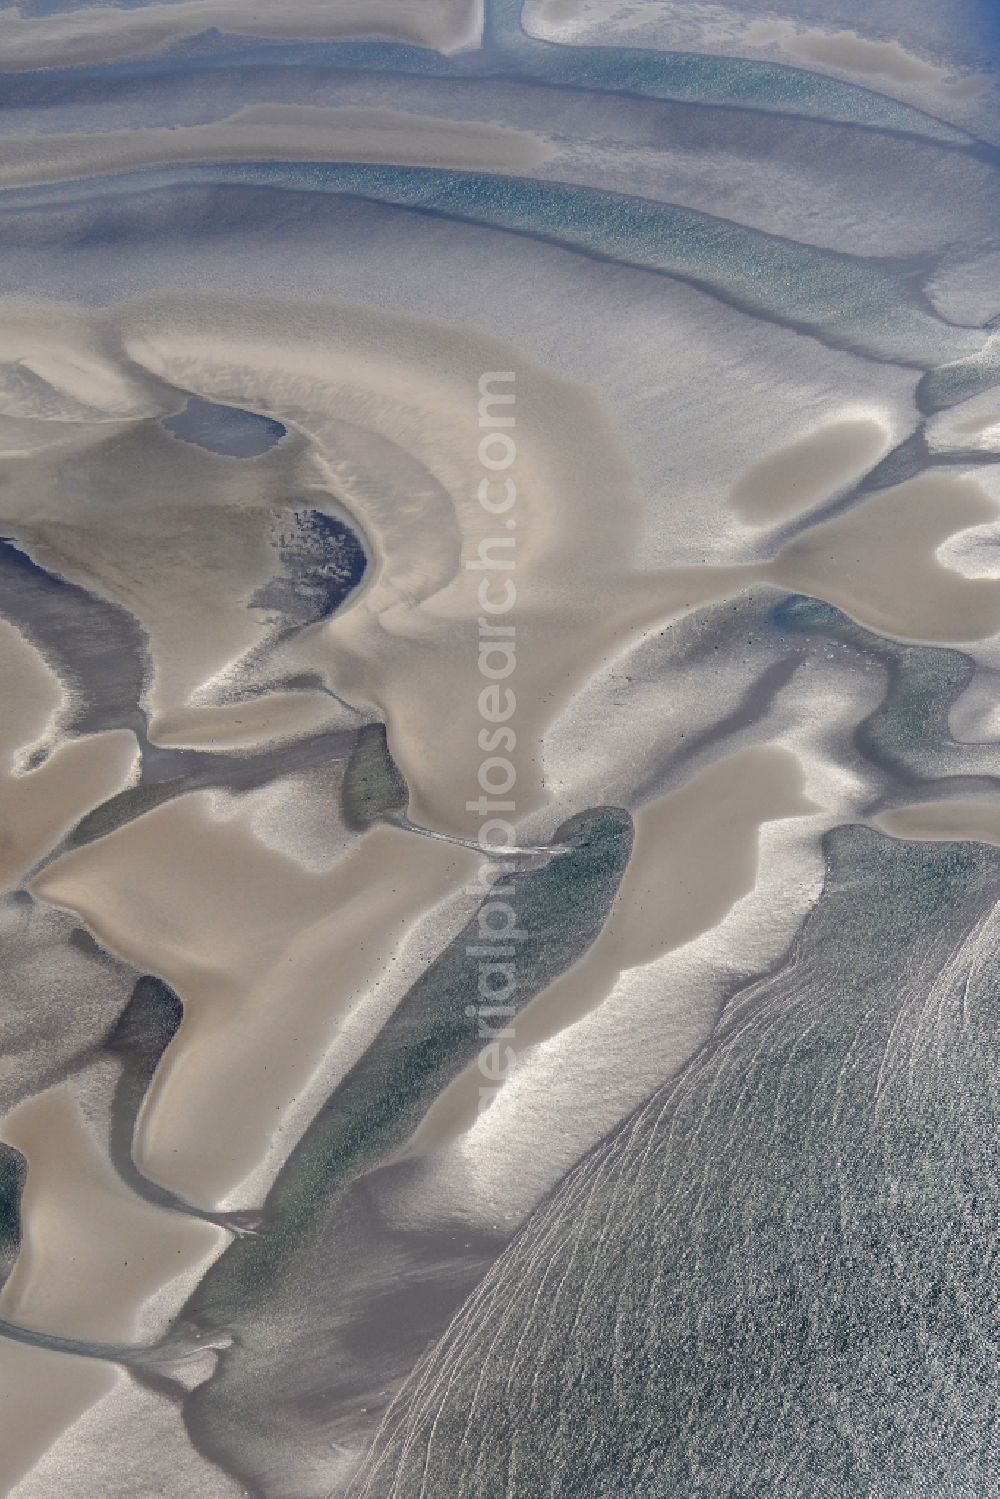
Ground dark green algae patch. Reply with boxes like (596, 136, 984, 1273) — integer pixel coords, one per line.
(340, 722, 409, 830)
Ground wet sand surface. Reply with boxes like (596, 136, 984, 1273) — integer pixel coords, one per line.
(31, 810, 480, 1206)
(876, 800, 1000, 846)
(1, 2, 999, 1496)
(728, 418, 889, 524)
(405, 746, 819, 1152)
(0, 108, 550, 190)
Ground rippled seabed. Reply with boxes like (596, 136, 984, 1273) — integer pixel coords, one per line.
(0, 0, 999, 1494)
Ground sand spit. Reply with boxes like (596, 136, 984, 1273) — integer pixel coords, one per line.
(148, 689, 357, 753)
(876, 800, 1000, 846)
(0, 0, 483, 72)
(0, 107, 551, 192)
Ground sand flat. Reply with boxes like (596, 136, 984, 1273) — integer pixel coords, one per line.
(875, 801, 1000, 846)
(728, 418, 889, 525)
(0, 732, 138, 895)
(0, 0, 483, 70)
(0, 107, 550, 192)
(770, 472, 1000, 643)
(0, 1087, 222, 1343)
(405, 746, 818, 1153)
(31, 800, 480, 1205)
(0, 1345, 118, 1497)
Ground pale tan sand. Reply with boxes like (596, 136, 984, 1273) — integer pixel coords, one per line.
(0, 107, 550, 192)
(875, 801, 1000, 846)
(17, 460, 304, 742)
(745, 19, 988, 99)
(31, 804, 481, 1206)
(3, 278, 994, 1498)
(109, 296, 752, 838)
(405, 746, 818, 1153)
(8, 297, 995, 874)
(0, 84, 990, 1496)
(786, 28, 988, 97)
(769, 472, 1000, 643)
(0, 306, 161, 422)
(8, 1374, 249, 1499)
(0, 0, 482, 71)
(0, 731, 138, 895)
(14, 295, 999, 1261)
(0, 414, 134, 463)
(0, 620, 62, 775)
(0, 1088, 221, 1495)
(727, 417, 889, 525)
(926, 389, 1000, 454)
(0, 1087, 221, 1342)
(0, 1345, 118, 1497)
(62, 294, 993, 841)
(320, 571, 754, 839)
(149, 689, 356, 753)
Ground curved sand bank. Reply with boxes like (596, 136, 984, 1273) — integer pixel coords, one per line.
(0, 295, 748, 837)
(31, 806, 481, 1208)
(875, 799, 1000, 846)
(782, 27, 988, 99)
(0, 1087, 222, 1493)
(404, 745, 819, 1154)
(0, 0, 483, 72)
(8, 297, 993, 850)
(0, 107, 551, 192)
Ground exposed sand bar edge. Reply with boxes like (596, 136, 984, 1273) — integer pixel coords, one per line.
(31, 809, 481, 1206)
(403, 747, 818, 1156)
(875, 801, 1000, 846)
(0, 0, 483, 71)
(0, 107, 551, 192)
